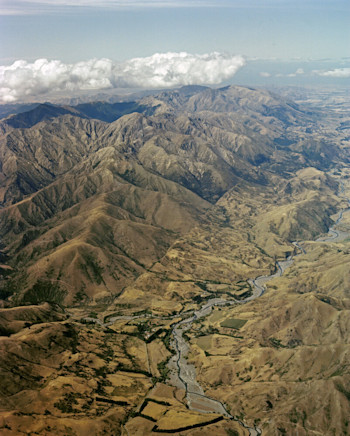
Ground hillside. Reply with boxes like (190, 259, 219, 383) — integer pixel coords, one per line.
(0, 86, 342, 307)
(0, 85, 349, 435)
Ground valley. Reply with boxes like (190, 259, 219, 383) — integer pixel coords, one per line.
(0, 85, 349, 435)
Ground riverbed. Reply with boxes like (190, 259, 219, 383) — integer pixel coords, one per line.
(166, 178, 350, 436)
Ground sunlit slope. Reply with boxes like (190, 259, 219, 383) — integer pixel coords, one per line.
(108, 167, 340, 316)
(0, 86, 349, 435)
(187, 240, 350, 435)
(1, 167, 209, 304)
(0, 304, 155, 435)
(2, 86, 340, 307)
(184, 172, 350, 436)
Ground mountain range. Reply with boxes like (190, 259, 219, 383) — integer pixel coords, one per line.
(0, 85, 349, 435)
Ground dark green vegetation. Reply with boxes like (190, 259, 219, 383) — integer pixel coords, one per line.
(151, 416, 224, 433)
(220, 318, 247, 329)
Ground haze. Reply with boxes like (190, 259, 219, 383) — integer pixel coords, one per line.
(0, 0, 349, 100)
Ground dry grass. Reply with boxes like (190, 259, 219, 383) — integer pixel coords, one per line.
(156, 409, 222, 430)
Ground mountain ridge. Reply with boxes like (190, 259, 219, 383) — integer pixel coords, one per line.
(0, 85, 349, 435)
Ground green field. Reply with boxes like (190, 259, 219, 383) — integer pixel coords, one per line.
(196, 335, 212, 351)
(220, 318, 247, 329)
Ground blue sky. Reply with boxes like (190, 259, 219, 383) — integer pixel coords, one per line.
(0, 0, 349, 102)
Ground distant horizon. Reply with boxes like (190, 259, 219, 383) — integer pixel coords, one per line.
(1, 0, 349, 103)
(1, 55, 349, 105)
(0, 81, 349, 110)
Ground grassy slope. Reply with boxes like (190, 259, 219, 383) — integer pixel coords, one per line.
(0, 87, 349, 435)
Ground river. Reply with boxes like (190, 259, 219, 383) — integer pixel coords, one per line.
(166, 178, 350, 436)
(82, 179, 350, 435)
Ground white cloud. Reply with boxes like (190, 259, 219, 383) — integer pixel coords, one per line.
(259, 72, 271, 77)
(0, 52, 245, 103)
(20, 0, 213, 7)
(14, 0, 212, 4)
(2, 0, 349, 15)
(258, 67, 305, 79)
(315, 67, 350, 78)
(286, 68, 305, 77)
(0, 58, 115, 102)
(114, 52, 245, 88)
(0, 0, 217, 15)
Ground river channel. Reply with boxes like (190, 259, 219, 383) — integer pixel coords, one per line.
(165, 250, 299, 436)
(83, 180, 350, 435)
(166, 180, 350, 436)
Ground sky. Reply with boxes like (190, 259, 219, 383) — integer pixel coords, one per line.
(0, 0, 349, 103)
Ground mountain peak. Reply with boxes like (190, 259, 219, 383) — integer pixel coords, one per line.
(177, 85, 210, 96)
(4, 103, 81, 129)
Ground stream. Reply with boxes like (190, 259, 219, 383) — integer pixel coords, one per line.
(317, 182, 350, 243)
(166, 180, 350, 436)
(316, 208, 350, 242)
(82, 180, 350, 435)
(165, 254, 298, 436)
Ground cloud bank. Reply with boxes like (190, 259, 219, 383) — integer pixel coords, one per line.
(1, 0, 218, 15)
(315, 67, 350, 78)
(0, 52, 245, 103)
(3, 0, 349, 15)
(260, 67, 305, 78)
